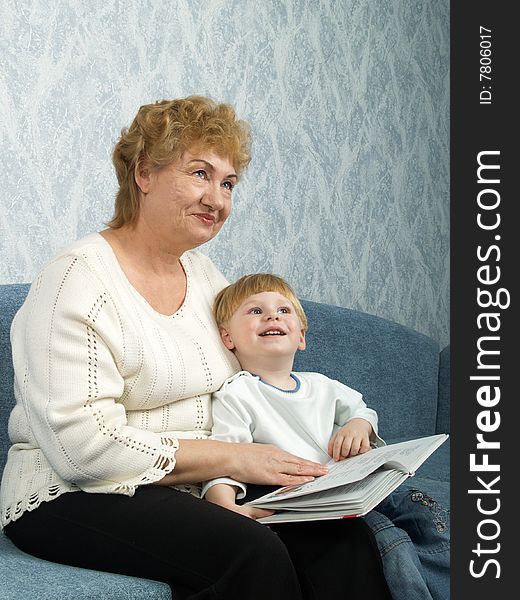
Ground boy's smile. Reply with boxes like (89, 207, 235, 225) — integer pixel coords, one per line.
(219, 291, 306, 370)
(259, 326, 286, 336)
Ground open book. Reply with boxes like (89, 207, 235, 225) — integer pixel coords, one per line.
(247, 433, 448, 524)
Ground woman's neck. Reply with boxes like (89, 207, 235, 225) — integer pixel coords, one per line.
(100, 226, 188, 315)
(100, 226, 184, 278)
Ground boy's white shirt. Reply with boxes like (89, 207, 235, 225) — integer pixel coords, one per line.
(203, 371, 384, 499)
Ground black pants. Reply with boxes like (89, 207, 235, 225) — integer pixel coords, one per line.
(5, 486, 391, 600)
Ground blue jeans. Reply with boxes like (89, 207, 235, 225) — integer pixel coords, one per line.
(364, 481, 450, 600)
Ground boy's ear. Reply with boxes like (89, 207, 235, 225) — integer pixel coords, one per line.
(219, 326, 236, 350)
(298, 329, 306, 351)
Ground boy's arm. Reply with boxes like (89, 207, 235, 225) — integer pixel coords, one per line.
(205, 483, 274, 521)
(210, 382, 255, 444)
(205, 482, 240, 507)
(328, 378, 385, 460)
(201, 383, 254, 500)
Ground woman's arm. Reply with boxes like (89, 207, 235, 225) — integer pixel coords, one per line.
(155, 438, 328, 487)
(157, 377, 329, 487)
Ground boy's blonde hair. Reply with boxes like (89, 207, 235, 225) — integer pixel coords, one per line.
(213, 274, 308, 331)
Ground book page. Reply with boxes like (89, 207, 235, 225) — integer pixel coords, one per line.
(256, 470, 408, 524)
(255, 469, 404, 509)
(248, 433, 448, 505)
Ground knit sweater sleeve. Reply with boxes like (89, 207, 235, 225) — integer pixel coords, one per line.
(11, 254, 178, 495)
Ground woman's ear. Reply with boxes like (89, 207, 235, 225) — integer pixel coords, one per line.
(219, 326, 235, 350)
(135, 160, 153, 194)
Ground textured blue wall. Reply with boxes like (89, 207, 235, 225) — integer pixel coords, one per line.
(0, 0, 449, 347)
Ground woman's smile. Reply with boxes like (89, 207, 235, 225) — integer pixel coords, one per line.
(193, 212, 217, 225)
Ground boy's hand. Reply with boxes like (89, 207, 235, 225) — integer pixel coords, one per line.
(328, 418, 373, 461)
(206, 482, 274, 521)
(222, 503, 275, 521)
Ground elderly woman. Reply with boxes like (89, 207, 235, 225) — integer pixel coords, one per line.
(0, 96, 391, 599)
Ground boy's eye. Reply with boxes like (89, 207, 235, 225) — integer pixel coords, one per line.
(278, 307, 291, 314)
(249, 307, 262, 315)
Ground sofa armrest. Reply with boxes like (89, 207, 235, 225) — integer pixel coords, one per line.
(436, 345, 450, 434)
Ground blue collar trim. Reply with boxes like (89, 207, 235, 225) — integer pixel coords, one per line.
(256, 373, 301, 393)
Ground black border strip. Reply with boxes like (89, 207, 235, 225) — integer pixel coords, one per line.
(451, 2, 515, 596)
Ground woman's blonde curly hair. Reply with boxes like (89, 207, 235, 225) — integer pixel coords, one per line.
(109, 96, 252, 228)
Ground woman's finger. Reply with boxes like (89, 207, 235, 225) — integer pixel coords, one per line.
(281, 458, 327, 476)
(276, 473, 317, 486)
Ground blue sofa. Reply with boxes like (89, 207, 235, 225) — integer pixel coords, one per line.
(0, 282, 450, 599)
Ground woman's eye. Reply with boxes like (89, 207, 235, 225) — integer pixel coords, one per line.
(222, 180, 234, 191)
(194, 169, 207, 179)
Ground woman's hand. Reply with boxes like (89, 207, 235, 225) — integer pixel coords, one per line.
(328, 418, 373, 461)
(230, 442, 328, 487)
(155, 439, 327, 487)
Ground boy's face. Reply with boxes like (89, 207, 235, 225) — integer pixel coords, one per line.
(219, 291, 306, 363)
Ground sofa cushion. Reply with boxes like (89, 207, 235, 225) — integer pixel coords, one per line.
(0, 532, 171, 599)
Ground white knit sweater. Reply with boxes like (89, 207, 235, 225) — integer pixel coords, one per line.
(0, 233, 240, 527)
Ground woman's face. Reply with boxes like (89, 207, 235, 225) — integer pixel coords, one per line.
(136, 148, 237, 253)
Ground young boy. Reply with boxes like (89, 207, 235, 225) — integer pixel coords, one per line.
(204, 274, 450, 600)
